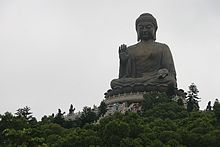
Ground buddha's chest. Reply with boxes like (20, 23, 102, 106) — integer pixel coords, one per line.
(130, 46, 162, 62)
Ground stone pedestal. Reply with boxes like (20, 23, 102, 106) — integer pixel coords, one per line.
(104, 92, 145, 116)
(104, 92, 145, 105)
(103, 91, 187, 116)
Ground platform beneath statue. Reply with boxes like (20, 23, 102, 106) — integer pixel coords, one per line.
(104, 92, 146, 105)
(103, 90, 187, 116)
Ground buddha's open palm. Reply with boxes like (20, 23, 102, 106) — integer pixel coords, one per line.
(119, 44, 129, 63)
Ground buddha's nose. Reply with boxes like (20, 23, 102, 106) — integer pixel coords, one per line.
(142, 30, 148, 34)
(143, 28, 148, 33)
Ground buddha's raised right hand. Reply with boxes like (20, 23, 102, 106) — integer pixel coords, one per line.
(119, 44, 129, 63)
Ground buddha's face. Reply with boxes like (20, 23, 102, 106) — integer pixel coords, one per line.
(137, 21, 155, 41)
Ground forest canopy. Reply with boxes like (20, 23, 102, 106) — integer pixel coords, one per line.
(1, 90, 220, 146)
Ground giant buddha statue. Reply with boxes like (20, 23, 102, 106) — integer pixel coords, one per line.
(106, 13, 177, 97)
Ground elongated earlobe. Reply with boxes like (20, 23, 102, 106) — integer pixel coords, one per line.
(137, 36, 140, 41)
(153, 31, 157, 40)
(137, 32, 140, 42)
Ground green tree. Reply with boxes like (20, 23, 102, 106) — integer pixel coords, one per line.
(98, 100, 107, 117)
(186, 83, 200, 112)
(62, 128, 101, 146)
(15, 106, 33, 120)
(68, 104, 75, 114)
(53, 109, 65, 126)
(142, 92, 171, 111)
(213, 99, 220, 122)
(80, 106, 98, 126)
(14, 106, 37, 127)
(2, 128, 45, 146)
(206, 101, 212, 111)
(120, 137, 143, 147)
(41, 114, 55, 124)
(103, 120, 130, 146)
(144, 102, 188, 120)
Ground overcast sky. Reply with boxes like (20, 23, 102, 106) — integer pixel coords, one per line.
(0, 0, 220, 119)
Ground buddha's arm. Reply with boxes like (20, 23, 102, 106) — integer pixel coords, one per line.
(118, 44, 129, 78)
(161, 44, 177, 79)
(119, 62, 127, 78)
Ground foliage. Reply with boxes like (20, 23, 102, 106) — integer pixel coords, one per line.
(98, 100, 107, 117)
(206, 101, 212, 111)
(213, 99, 220, 122)
(186, 83, 201, 112)
(15, 106, 33, 120)
(142, 91, 171, 111)
(1, 92, 220, 146)
(53, 109, 65, 127)
(80, 106, 98, 126)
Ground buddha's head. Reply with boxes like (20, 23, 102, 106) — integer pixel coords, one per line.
(136, 13, 158, 41)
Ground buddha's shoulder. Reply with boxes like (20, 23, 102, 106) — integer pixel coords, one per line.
(127, 43, 138, 49)
(153, 42, 169, 48)
(127, 41, 169, 50)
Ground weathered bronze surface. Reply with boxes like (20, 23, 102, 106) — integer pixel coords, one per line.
(106, 13, 177, 97)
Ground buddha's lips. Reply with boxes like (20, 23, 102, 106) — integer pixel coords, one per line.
(141, 33, 150, 36)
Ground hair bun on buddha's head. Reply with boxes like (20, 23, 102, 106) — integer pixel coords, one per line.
(135, 13, 158, 30)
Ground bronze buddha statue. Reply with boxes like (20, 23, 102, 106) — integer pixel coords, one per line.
(106, 13, 177, 97)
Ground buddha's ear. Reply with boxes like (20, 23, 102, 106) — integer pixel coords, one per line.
(154, 32, 156, 40)
(137, 33, 141, 42)
(153, 34, 156, 40)
(153, 29, 157, 40)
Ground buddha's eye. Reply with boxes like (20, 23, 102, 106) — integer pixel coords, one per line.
(139, 24, 153, 30)
(146, 25, 153, 29)
(139, 26, 144, 29)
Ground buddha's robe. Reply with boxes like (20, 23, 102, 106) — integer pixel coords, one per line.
(111, 40, 177, 89)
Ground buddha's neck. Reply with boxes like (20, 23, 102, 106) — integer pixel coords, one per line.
(140, 39, 154, 43)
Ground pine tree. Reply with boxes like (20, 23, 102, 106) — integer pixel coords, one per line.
(186, 83, 200, 112)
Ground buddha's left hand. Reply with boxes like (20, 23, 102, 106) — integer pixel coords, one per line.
(158, 68, 169, 79)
